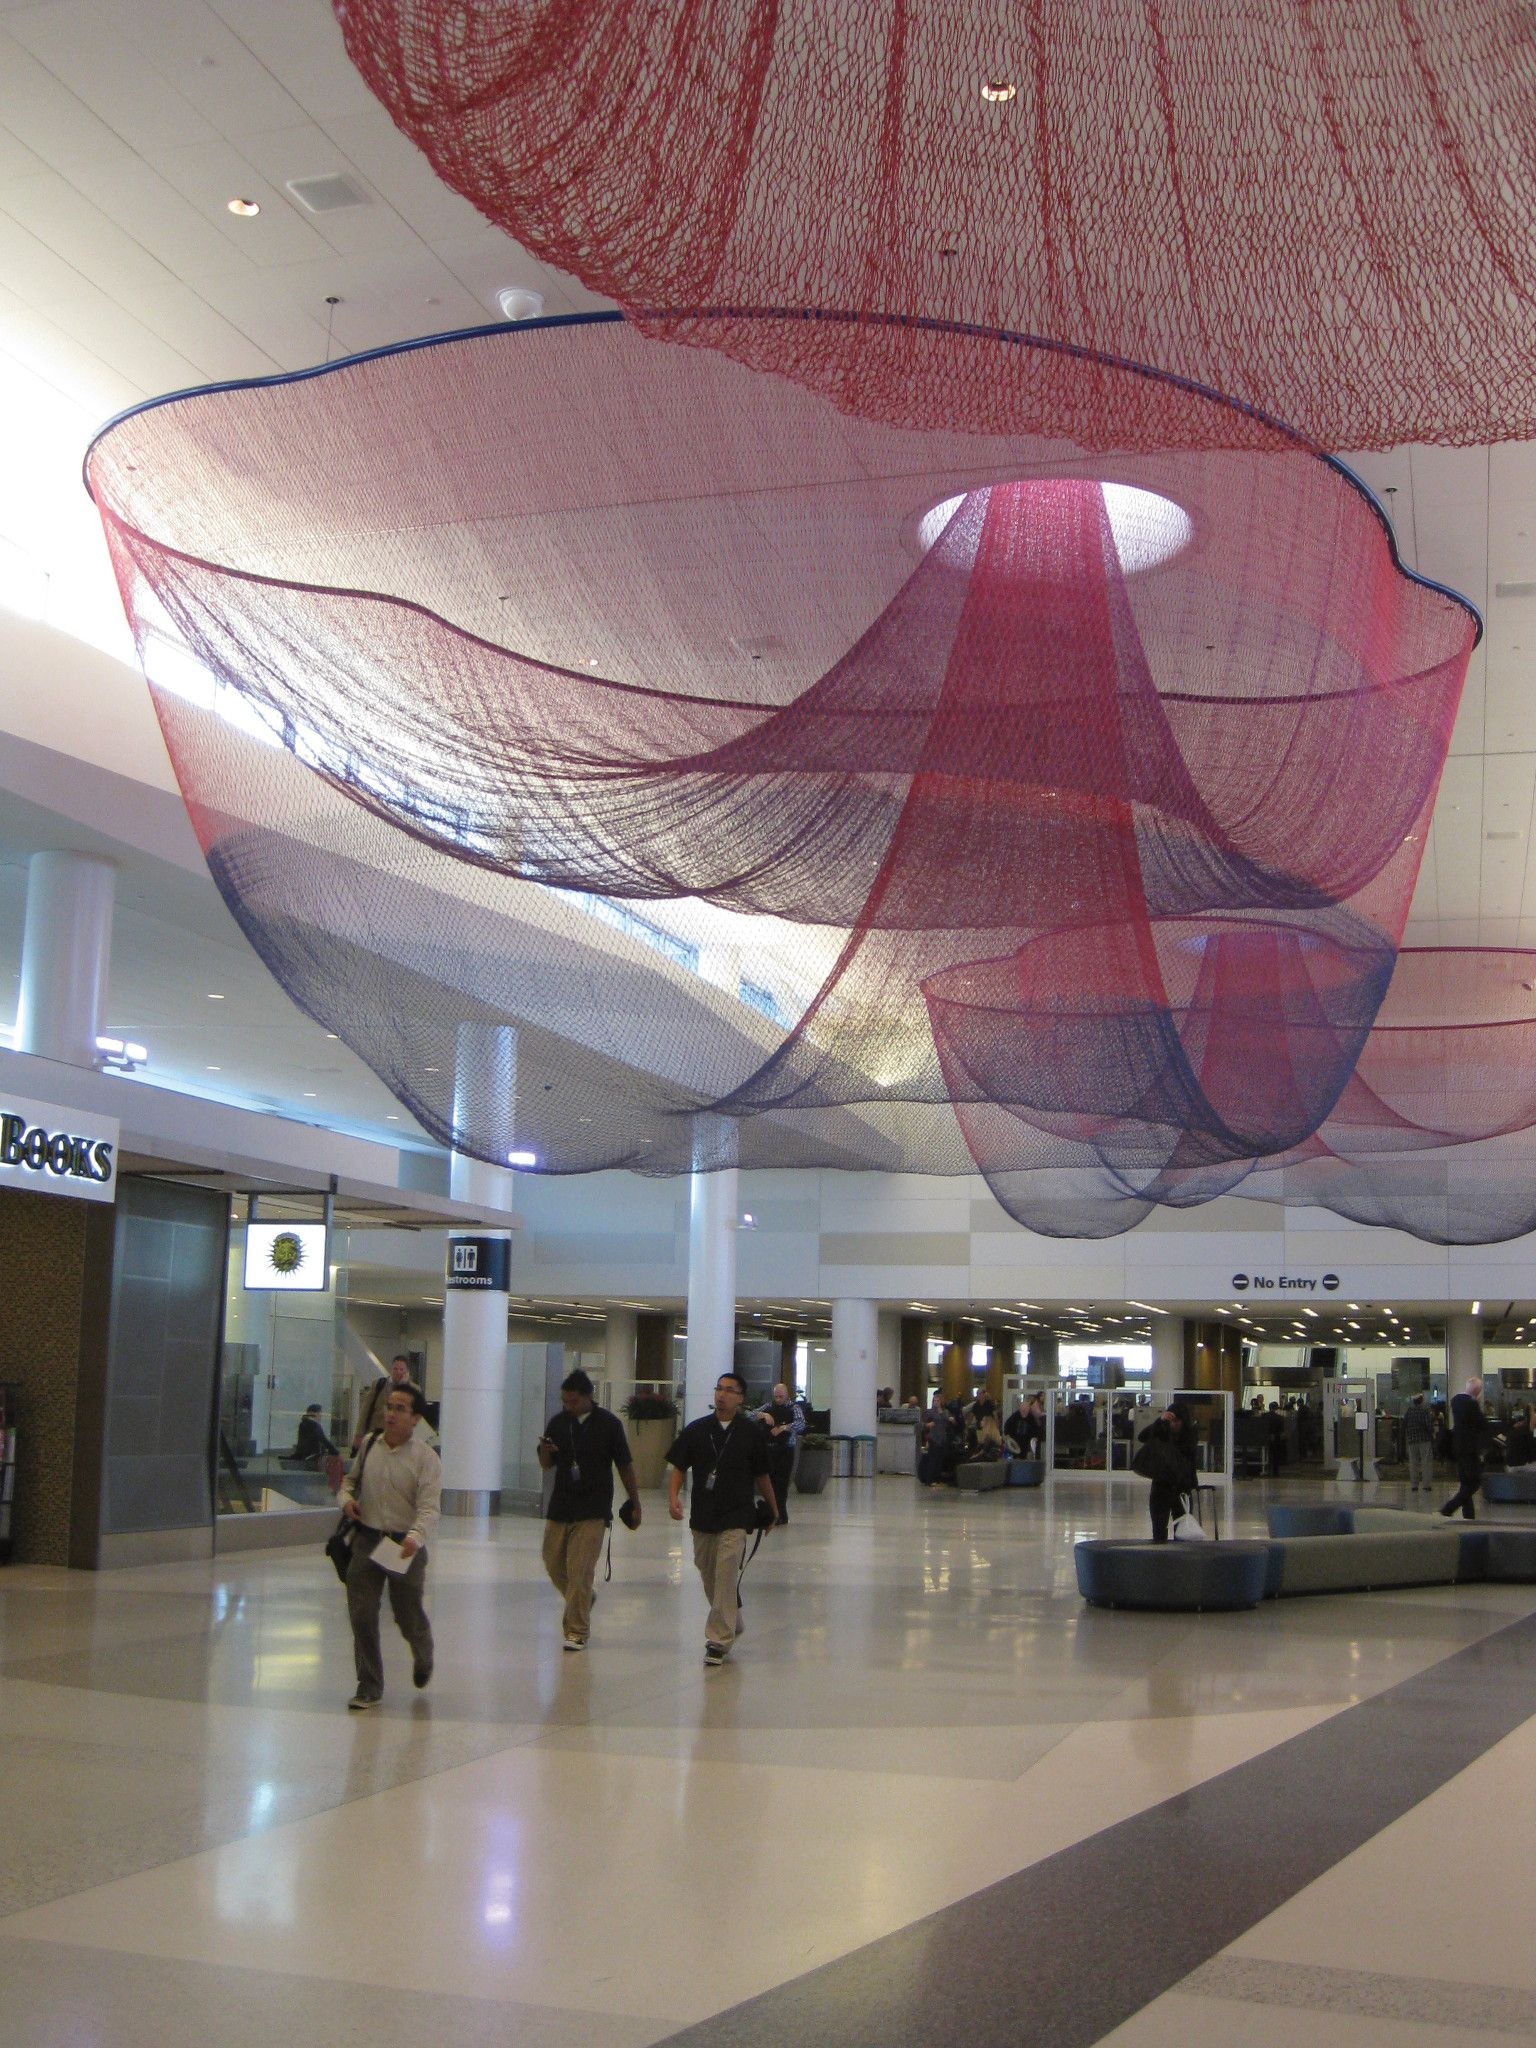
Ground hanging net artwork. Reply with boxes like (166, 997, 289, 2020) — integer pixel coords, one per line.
(335, 0, 1536, 453)
(86, 309, 1518, 1241)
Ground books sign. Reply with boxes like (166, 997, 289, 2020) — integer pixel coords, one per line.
(0, 1093, 118, 1204)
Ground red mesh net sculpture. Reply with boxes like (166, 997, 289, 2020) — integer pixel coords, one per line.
(336, 0, 1536, 451)
(87, 313, 1495, 1235)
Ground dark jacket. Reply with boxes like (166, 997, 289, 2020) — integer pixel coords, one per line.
(1450, 1392, 1488, 1463)
(1133, 1417, 1197, 1496)
(293, 1413, 335, 1463)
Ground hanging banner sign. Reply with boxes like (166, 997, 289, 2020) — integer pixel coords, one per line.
(0, 1094, 118, 1204)
(445, 1234, 511, 1291)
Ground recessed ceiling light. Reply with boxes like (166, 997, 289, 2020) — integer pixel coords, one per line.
(206, 1064, 221, 1071)
(507, 1149, 537, 1166)
(303, 1091, 317, 1098)
(385, 1114, 399, 1121)
(207, 992, 225, 1000)
(227, 197, 260, 217)
(980, 79, 1017, 103)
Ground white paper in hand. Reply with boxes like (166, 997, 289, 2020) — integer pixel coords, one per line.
(370, 1535, 412, 1574)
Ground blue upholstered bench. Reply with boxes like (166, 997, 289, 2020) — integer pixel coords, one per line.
(1005, 1459, 1046, 1487)
(1074, 1539, 1271, 1611)
(1265, 1504, 1354, 1539)
(1484, 1470, 1536, 1505)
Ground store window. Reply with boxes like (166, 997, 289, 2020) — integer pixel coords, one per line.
(216, 1196, 356, 1516)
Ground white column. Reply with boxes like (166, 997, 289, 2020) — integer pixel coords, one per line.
(1446, 1312, 1483, 1391)
(440, 1024, 516, 1517)
(832, 1297, 879, 1438)
(685, 1113, 738, 1424)
(1151, 1315, 1185, 1397)
(604, 1308, 637, 1405)
(16, 850, 115, 1066)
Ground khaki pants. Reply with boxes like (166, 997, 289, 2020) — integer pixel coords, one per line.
(542, 1517, 607, 1642)
(692, 1527, 748, 1650)
(1407, 1440, 1434, 1491)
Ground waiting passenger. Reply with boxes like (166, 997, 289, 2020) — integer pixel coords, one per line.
(1402, 1390, 1435, 1495)
(1507, 1409, 1535, 1468)
(1133, 1403, 1198, 1542)
(291, 1403, 336, 1465)
(966, 1410, 1005, 1462)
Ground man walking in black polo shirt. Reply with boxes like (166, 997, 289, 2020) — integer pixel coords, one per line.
(667, 1372, 778, 1668)
(537, 1368, 642, 1651)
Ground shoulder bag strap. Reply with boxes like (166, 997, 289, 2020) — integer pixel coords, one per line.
(352, 1428, 380, 1500)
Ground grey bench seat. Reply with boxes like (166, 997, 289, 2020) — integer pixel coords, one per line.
(1266, 1527, 1462, 1597)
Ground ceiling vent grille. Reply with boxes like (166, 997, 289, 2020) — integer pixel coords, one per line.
(1494, 579, 1536, 599)
(286, 174, 369, 214)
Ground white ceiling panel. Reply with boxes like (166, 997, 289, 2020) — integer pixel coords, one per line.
(189, 266, 350, 372)
(1, 167, 186, 303)
(0, 281, 139, 411)
(5, 2, 220, 156)
(121, 0, 312, 137)
(209, 0, 381, 128)
(117, 277, 279, 379)
(0, 27, 134, 167)
(1480, 752, 1536, 921)
(0, 121, 47, 180)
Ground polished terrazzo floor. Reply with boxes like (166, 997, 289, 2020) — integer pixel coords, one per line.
(1, 1475, 1532, 2046)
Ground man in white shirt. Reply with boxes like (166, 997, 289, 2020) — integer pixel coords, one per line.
(339, 1385, 441, 1710)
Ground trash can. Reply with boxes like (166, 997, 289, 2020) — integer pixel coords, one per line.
(828, 1436, 853, 1477)
(850, 1435, 877, 1477)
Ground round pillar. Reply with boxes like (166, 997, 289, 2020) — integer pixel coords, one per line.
(1151, 1315, 1185, 1397)
(1446, 1311, 1483, 1391)
(16, 850, 115, 1066)
(685, 1114, 738, 1423)
(832, 1297, 879, 1438)
(440, 1025, 516, 1516)
(604, 1307, 637, 1401)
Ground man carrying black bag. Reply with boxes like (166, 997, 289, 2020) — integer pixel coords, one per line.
(537, 1368, 642, 1652)
(337, 1385, 440, 1710)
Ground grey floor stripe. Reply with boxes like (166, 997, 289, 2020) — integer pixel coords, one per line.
(1183, 1956, 1536, 2038)
(653, 1608, 1536, 2048)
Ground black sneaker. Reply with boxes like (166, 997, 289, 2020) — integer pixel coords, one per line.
(704, 1644, 727, 1669)
(348, 1689, 381, 1712)
(412, 1659, 433, 1689)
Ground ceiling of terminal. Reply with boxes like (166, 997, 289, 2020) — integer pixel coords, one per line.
(3, 3, 1536, 1173)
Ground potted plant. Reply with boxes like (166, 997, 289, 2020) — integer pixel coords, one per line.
(623, 1392, 679, 1489)
(795, 1432, 834, 1494)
